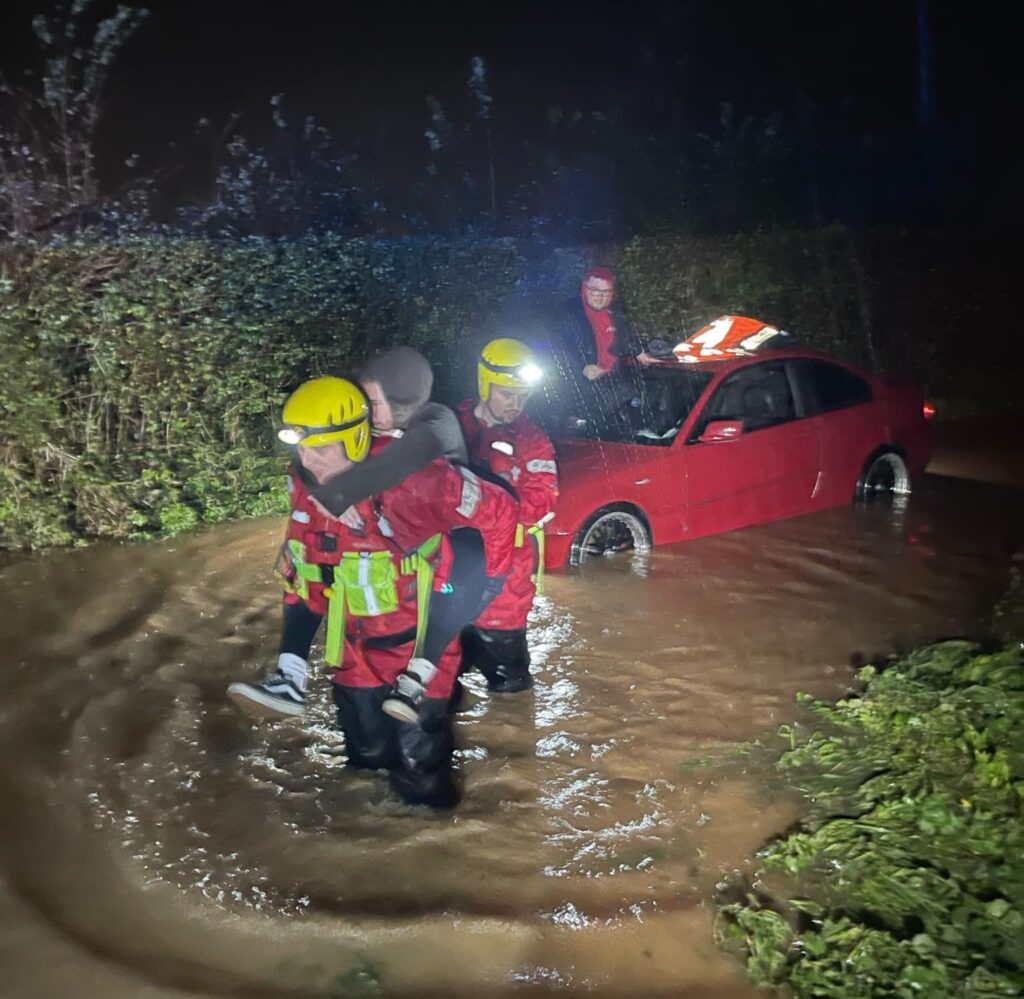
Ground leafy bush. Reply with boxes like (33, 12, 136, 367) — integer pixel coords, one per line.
(1, 225, 1015, 550)
(0, 235, 531, 549)
(716, 641, 1024, 998)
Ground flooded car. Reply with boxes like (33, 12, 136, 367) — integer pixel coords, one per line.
(543, 350, 933, 566)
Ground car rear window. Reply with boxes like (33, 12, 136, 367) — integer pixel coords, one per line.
(791, 358, 872, 414)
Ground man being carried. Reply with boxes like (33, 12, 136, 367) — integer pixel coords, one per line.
(227, 376, 517, 807)
(307, 346, 467, 511)
(456, 339, 558, 693)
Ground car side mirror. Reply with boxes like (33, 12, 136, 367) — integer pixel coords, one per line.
(698, 419, 744, 443)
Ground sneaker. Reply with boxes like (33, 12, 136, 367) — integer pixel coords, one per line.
(227, 654, 307, 720)
(382, 657, 436, 725)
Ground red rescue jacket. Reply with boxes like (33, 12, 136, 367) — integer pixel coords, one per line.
(373, 454, 519, 579)
(283, 437, 518, 613)
(284, 467, 466, 694)
(283, 468, 418, 640)
(455, 400, 559, 630)
(454, 400, 558, 527)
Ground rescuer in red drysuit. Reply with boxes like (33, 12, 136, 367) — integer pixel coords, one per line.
(227, 376, 517, 808)
(288, 464, 466, 806)
(455, 338, 558, 692)
(300, 346, 521, 723)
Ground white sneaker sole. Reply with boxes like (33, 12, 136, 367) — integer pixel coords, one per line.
(227, 682, 305, 720)
(381, 698, 419, 725)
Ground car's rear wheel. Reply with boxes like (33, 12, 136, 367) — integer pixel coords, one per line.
(569, 507, 652, 566)
(856, 450, 911, 503)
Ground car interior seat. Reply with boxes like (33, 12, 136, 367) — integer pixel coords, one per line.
(740, 372, 794, 427)
(741, 384, 777, 419)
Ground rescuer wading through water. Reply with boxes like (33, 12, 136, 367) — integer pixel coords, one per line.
(227, 373, 518, 807)
(456, 338, 559, 693)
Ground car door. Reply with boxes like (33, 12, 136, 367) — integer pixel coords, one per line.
(678, 359, 821, 538)
(787, 357, 878, 507)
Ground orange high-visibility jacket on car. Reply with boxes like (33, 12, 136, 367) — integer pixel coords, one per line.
(673, 315, 787, 363)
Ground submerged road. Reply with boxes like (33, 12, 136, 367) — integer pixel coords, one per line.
(0, 420, 1020, 997)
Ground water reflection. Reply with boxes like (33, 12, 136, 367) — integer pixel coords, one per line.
(0, 475, 1019, 996)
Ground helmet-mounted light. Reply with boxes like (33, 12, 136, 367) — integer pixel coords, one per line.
(518, 362, 543, 385)
(277, 413, 367, 448)
(477, 337, 543, 403)
(480, 356, 544, 386)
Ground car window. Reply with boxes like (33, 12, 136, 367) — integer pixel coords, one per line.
(542, 366, 713, 447)
(690, 361, 797, 439)
(790, 359, 872, 415)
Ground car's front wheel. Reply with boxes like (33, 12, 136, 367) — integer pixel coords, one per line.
(569, 507, 652, 566)
(855, 449, 911, 503)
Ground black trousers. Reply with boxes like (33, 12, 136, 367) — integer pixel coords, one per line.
(332, 684, 458, 809)
(460, 626, 531, 691)
(279, 603, 459, 809)
(278, 599, 322, 659)
(421, 527, 506, 665)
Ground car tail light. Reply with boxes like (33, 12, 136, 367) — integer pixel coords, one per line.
(923, 401, 936, 420)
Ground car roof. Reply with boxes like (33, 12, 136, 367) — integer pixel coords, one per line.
(645, 346, 867, 376)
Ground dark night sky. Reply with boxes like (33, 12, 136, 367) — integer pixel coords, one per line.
(2, 0, 1022, 225)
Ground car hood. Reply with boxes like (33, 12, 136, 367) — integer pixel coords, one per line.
(554, 436, 670, 473)
(550, 436, 673, 527)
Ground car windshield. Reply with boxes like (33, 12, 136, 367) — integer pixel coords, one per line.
(537, 365, 714, 446)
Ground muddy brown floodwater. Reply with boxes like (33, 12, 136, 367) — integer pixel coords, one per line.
(1, 427, 1021, 998)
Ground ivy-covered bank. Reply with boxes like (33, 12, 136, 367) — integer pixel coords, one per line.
(716, 640, 1024, 998)
(0, 225, 1014, 550)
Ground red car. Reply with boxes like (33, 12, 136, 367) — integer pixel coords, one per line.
(542, 349, 933, 568)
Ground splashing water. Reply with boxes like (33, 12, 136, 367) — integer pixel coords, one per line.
(0, 449, 1019, 996)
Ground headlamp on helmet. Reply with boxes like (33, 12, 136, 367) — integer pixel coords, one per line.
(478, 337, 543, 402)
(278, 376, 371, 461)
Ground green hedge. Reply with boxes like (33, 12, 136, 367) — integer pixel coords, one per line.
(716, 641, 1024, 998)
(0, 236, 530, 549)
(0, 226, 1013, 550)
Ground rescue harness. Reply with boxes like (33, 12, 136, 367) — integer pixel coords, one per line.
(278, 533, 442, 666)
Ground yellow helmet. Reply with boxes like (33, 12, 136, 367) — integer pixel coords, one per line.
(278, 376, 371, 461)
(478, 337, 543, 402)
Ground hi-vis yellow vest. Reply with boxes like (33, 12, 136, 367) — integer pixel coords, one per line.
(280, 534, 441, 666)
